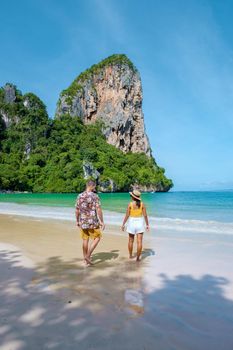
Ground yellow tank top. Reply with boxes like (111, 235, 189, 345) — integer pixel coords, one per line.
(129, 202, 143, 217)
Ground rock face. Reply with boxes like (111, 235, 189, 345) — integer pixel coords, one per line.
(0, 85, 47, 129)
(0, 85, 49, 159)
(82, 161, 117, 192)
(83, 161, 100, 180)
(56, 55, 151, 156)
(4, 83, 16, 104)
(0, 84, 18, 127)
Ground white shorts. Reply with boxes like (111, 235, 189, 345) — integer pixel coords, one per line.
(127, 217, 145, 235)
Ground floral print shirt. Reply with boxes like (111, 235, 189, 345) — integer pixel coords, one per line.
(75, 191, 101, 229)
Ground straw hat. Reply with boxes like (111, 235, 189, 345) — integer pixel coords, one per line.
(129, 189, 141, 200)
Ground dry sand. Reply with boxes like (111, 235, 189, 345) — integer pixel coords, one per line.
(0, 214, 233, 350)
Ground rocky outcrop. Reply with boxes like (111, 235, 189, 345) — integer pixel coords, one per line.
(98, 179, 117, 193)
(134, 183, 171, 193)
(0, 85, 47, 129)
(83, 161, 100, 180)
(0, 84, 19, 127)
(83, 161, 117, 192)
(56, 54, 151, 156)
(0, 85, 49, 159)
(0, 58, 173, 193)
(4, 83, 16, 104)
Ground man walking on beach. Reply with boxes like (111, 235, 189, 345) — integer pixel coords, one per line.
(75, 180, 105, 265)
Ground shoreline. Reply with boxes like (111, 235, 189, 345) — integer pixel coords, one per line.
(1, 201, 233, 236)
(1, 214, 233, 349)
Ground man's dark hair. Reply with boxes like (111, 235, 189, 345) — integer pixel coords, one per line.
(86, 180, 96, 187)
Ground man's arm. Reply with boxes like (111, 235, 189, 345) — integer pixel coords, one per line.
(75, 208, 80, 226)
(96, 194, 105, 230)
(75, 195, 80, 226)
(97, 206, 105, 230)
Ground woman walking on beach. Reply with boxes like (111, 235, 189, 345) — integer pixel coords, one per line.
(121, 190, 149, 261)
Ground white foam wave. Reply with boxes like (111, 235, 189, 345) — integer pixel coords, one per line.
(153, 216, 233, 235)
(0, 202, 233, 235)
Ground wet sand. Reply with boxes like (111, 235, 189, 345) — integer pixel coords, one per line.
(0, 214, 233, 350)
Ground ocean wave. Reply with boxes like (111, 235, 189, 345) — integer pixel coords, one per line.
(0, 203, 233, 235)
(152, 217, 233, 235)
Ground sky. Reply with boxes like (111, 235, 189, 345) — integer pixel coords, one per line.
(1, 0, 233, 190)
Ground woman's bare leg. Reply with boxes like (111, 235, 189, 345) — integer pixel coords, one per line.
(136, 233, 143, 261)
(128, 234, 135, 258)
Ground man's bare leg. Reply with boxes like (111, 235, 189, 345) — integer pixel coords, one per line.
(82, 239, 89, 264)
(128, 234, 135, 258)
(86, 237, 100, 263)
(136, 233, 143, 261)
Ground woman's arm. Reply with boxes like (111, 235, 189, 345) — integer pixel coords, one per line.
(142, 203, 150, 231)
(121, 204, 130, 231)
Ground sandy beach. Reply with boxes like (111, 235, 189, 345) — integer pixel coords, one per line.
(0, 213, 233, 350)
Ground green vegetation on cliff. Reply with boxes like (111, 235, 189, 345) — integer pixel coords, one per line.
(0, 84, 173, 193)
(61, 54, 136, 99)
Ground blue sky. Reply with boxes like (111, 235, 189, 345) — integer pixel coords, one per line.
(1, 0, 233, 190)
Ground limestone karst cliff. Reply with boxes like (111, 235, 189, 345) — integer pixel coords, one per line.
(0, 57, 173, 193)
(56, 54, 151, 156)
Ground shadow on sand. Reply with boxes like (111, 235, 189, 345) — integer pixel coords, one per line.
(0, 249, 233, 350)
(141, 248, 155, 259)
(91, 249, 119, 264)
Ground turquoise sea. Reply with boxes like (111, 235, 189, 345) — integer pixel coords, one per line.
(0, 191, 233, 235)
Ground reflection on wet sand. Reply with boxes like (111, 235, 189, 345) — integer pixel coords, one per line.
(123, 261, 145, 315)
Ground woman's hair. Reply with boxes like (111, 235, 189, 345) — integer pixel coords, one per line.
(131, 196, 141, 208)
